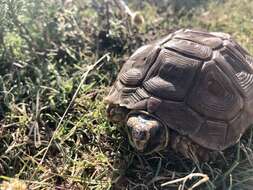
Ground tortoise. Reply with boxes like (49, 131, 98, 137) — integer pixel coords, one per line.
(104, 29, 253, 161)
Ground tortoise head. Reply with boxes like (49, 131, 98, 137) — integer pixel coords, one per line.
(126, 112, 169, 154)
(106, 104, 169, 153)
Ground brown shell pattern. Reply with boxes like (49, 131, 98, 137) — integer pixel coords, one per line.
(163, 38, 213, 60)
(105, 29, 253, 151)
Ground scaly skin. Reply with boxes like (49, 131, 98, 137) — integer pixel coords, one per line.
(170, 132, 217, 162)
(106, 104, 129, 123)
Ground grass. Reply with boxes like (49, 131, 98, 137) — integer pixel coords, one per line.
(0, 0, 253, 189)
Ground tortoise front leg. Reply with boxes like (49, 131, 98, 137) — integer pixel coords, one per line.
(106, 104, 129, 123)
(170, 132, 216, 162)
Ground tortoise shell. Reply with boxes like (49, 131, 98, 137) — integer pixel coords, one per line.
(105, 29, 253, 151)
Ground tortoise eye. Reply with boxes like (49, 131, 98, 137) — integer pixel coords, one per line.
(132, 130, 147, 140)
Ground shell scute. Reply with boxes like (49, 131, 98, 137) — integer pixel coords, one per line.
(174, 29, 223, 49)
(163, 38, 213, 60)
